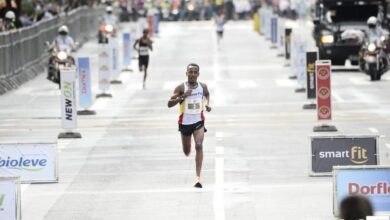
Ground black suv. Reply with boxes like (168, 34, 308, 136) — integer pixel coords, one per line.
(312, 0, 390, 65)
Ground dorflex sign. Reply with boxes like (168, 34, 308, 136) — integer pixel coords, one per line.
(0, 177, 20, 220)
(0, 143, 58, 183)
(98, 45, 111, 91)
(316, 60, 332, 120)
(334, 166, 390, 216)
(311, 136, 378, 175)
(306, 51, 318, 99)
(77, 57, 93, 108)
(60, 67, 77, 130)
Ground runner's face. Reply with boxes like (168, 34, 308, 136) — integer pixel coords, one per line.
(186, 66, 199, 83)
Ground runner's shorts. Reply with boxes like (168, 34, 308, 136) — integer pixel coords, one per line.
(139, 55, 149, 69)
(178, 120, 207, 136)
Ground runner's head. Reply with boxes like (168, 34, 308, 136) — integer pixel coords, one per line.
(186, 63, 200, 83)
(143, 28, 149, 37)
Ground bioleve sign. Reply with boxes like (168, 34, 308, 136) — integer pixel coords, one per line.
(334, 166, 390, 216)
(0, 143, 58, 183)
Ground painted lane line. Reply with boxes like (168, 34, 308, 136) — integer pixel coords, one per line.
(369, 127, 379, 133)
(214, 157, 225, 220)
(216, 147, 224, 155)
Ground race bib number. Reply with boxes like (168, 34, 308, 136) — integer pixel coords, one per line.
(139, 46, 149, 56)
(184, 98, 202, 114)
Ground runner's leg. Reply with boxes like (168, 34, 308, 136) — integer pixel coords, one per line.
(193, 126, 205, 182)
(181, 134, 192, 156)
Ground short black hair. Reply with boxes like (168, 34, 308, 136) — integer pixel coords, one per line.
(187, 63, 200, 71)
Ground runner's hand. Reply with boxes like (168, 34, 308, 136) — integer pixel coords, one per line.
(183, 89, 192, 97)
(205, 106, 212, 112)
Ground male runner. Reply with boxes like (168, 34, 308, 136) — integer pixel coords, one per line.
(133, 28, 153, 89)
(215, 10, 226, 45)
(167, 64, 212, 188)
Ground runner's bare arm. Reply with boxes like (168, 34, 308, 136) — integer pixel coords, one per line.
(167, 84, 184, 108)
(133, 39, 139, 51)
(148, 39, 153, 51)
(201, 83, 211, 112)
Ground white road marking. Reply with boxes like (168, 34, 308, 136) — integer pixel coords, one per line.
(214, 157, 225, 220)
(332, 91, 345, 103)
(238, 80, 257, 89)
(216, 147, 224, 155)
(369, 127, 379, 133)
(275, 79, 297, 87)
(386, 144, 390, 149)
(213, 31, 225, 220)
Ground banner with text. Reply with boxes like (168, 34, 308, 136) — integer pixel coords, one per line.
(0, 177, 20, 220)
(271, 17, 278, 44)
(98, 45, 111, 91)
(334, 166, 390, 216)
(77, 57, 93, 108)
(285, 28, 292, 60)
(311, 136, 378, 175)
(296, 39, 307, 87)
(60, 67, 77, 130)
(111, 41, 120, 79)
(316, 60, 332, 120)
(123, 33, 132, 66)
(0, 143, 58, 183)
(306, 51, 318, 99)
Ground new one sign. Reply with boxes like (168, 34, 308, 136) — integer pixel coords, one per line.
(0, 143, 58, 183)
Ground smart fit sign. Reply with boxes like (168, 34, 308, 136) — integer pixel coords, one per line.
(316, 60, 332, 120)
(311, 136, 378, 175)
(0, 176, 20, 220)
(333, 166, 390, 216)
(0, 143, 58, 183)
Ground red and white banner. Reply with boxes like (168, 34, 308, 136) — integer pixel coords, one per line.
(316, 60, 332, 121)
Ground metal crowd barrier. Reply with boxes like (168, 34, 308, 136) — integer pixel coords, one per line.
(0, 7, 103, 94)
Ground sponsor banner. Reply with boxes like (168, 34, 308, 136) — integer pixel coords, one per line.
(0, 176, 20, 220)
(316, 60, 332, 120)
(278, 18, 285, 53)
(285, 28, 292, 60)
(98, 45, 111, 91)
(60, 67, 77, 130)
(271, 17, 278, 44)
(296, 39, 307, 87)
(311, 136, 378, 174)
(111, 41, 120, 79)
(0, 143, 58, 183)
(77, 57, 93, 108)
(333, 166, 390, 216)
(306, 51, 318, 99)
(123, 33, 132, 66)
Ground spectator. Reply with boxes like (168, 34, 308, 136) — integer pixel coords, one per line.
(339, 195, 374, 220)
(3, 10, 17, 31)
